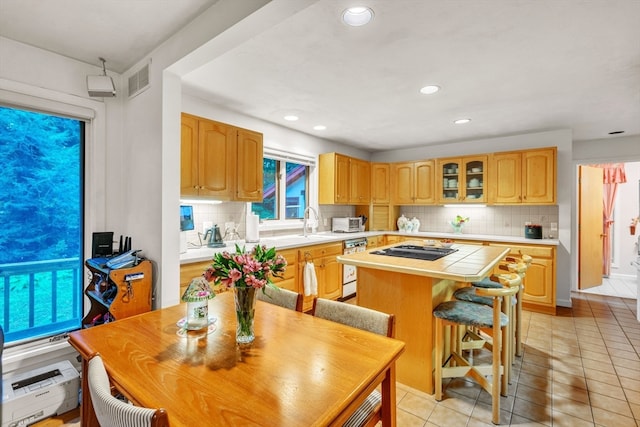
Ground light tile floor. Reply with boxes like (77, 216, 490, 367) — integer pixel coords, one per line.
(580, 276, 638, 299)
(392, 291, 640, 426)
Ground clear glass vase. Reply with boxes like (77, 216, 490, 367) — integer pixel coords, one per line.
(234, 287, 257, 345)
(451, 223, 463, 234)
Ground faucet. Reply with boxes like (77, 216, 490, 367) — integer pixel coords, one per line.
(303, 206, 319, 237)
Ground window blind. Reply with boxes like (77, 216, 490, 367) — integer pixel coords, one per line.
(263, 147, 316, 167)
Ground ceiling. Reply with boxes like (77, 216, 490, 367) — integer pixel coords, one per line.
(2, 0, 639, 152)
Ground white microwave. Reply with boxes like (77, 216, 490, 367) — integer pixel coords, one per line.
(332, 217, 362, 233)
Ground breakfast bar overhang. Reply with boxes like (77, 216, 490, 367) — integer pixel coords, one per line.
(337, 241, 510, 394)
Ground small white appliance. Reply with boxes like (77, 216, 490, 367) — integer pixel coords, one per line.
(2, 360, 79, 427)
(332, 217, 362, 233)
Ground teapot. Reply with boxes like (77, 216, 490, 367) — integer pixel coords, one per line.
(204, 225, 225, 248)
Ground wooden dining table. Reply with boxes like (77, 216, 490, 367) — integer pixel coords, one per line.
(69, 292, 405, 427)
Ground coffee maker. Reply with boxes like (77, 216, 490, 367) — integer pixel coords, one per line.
(204, 225, 225, 248)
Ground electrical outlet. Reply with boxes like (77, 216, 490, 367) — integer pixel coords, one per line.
(323, 218, 328, 227)
(203, 221, 213, 234)
(551, 222, 558, 231)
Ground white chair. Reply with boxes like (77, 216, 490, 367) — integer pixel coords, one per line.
(257, 287, 303, 311)
(88, 354, 170, 427)
(312, 298, 395, 427)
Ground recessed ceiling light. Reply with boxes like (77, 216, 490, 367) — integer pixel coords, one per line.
(313, 125, 327, 131)
(284, 115, 299, 121)
(342, 7, 374, 26)
(454, 118, 471, 125)
(420, 85, 440, 95)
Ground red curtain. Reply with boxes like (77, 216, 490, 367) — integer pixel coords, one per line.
(595, 163, 627, 276)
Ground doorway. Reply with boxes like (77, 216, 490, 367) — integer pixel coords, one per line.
(577, 161, 640, 299)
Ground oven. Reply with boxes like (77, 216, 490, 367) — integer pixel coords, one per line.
(340, 237, 368, 301)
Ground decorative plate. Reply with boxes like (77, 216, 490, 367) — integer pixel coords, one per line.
(176, 315, 217, 329)
(176, 322, 216, 337)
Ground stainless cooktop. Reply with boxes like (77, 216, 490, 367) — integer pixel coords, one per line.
(372, 245, 458, 261)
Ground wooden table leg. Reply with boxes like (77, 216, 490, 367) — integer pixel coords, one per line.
(380, 364, 397, 426)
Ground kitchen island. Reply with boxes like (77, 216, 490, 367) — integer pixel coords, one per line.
(337, 241, 510, 394)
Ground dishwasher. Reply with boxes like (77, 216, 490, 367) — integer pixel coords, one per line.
(340, 237, 368, 301)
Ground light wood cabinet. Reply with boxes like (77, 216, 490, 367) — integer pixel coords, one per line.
(367, 235, 385, 249)
(349, 158, 371, 204)
(319, 153, 371, 205)
(318, 153, 351, 204)
(298, 242, 343, 312)
(371, 163, 390, 204)
(391, 160, 435, 205)
(436, 155, 487, 204)
(270, 249, 298, 292)
(488, 243, 556, 314)
(488, 147, 556, 205)
(180, 113, 263, 202)
(236, 128, 264, 201)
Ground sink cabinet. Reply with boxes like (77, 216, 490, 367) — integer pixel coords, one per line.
(180, 113, 263, 201)
(488, 147, 556, 205)
(436, 155, 487, 204)
(298, 242, 343, 312)
(270, 248, 298, 292)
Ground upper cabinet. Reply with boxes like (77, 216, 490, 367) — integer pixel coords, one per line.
(371, 163, 390, 204)
(181, 113, 263, 202)
(390, 160, 436, 205)
(488, 147, 556, 205)
(319, 153, 370, 205)
(236, 128, 264, 201)
(349, 157, 371, 204)
(436, 155, 487, 204)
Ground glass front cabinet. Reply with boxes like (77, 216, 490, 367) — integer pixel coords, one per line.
(436, 155, 487, 204)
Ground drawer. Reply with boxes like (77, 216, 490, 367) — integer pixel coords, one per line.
(488, 243, 554, 259)
(298, 242, 343, 261)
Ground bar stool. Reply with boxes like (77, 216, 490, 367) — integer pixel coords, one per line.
(466, 254, 531, 360)
(434, 273, 520, 425)
(454, 267, 522, 391)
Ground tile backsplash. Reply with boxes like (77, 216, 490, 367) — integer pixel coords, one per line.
(397, 205, 559, 239)
(183, 202, 559, 244)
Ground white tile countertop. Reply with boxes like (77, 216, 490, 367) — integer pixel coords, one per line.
(179, 231, 559, 264)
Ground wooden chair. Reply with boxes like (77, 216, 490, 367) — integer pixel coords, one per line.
(257, 287, 303, 311)
(312, 298, 395, 427)
(88, 354, 170, 427)
(434, 274, 520, 425)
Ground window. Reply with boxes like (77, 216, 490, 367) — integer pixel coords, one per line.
(0, 105, 84, 344)
(252, 158, 309, 220)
